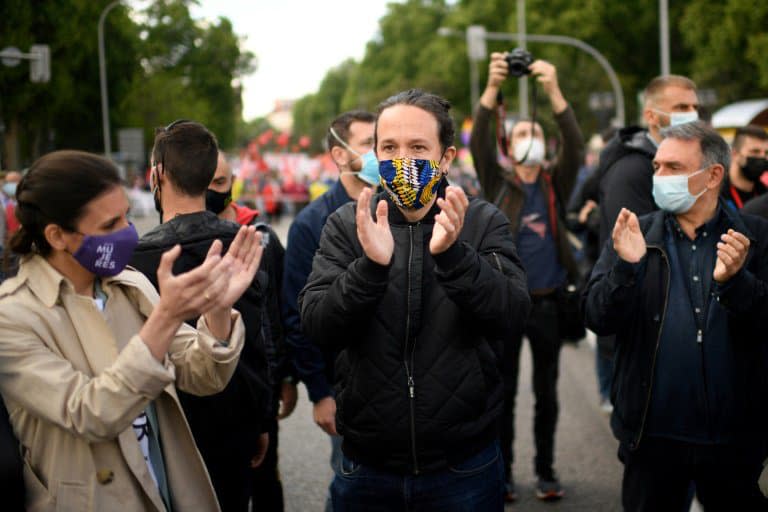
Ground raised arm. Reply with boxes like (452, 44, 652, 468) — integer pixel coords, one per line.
(300, 192, 391, 351)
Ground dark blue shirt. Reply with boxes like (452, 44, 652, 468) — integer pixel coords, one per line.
(282, 180, 352, 403)
(646, 206, 737, 443)
(516, 181, 566, 291)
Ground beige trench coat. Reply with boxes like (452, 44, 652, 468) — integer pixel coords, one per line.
(0, 255, 245, 511)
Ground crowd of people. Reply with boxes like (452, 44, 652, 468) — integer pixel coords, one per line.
(0, 49, 768, 512)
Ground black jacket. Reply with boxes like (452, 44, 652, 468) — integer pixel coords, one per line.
(470, 104, 585, 281)
(0, 399, 23, 511)
(299, 183, 530, 475)
(743, 193, 768, 219)
(597, 126, 657, 248)
(583, 206, 768, 450)
(130, 211, 274, 458)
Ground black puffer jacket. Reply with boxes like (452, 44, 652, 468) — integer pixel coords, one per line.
(597, 126, 658, 248)
(130, 212, 274, 459)
(299, 184, 530, 475)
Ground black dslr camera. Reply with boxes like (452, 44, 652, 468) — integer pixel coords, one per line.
(505, 48, 534, 77)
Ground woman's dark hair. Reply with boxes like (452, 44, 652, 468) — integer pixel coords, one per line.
(11, 150, 122, 256)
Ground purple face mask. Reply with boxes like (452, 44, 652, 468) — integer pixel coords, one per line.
(72, 223, 139, 277)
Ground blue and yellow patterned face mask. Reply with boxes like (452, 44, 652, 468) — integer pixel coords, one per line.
(379, 157, 443, 210)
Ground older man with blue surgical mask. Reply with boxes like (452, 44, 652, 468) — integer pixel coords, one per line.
(585, 121, 768, 511)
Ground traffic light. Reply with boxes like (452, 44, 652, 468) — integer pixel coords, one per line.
(466, 25, 487, 61)
(30, 45, 50, 83)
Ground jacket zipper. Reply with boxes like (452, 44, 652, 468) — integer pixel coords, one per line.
(492, 252, 503, 272)
(633, 245, 670, 449)
(404, 224, 419, 474)
(699, 328, 711, 439)
(633, 216, 755, 448)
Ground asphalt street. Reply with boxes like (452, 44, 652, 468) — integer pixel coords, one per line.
(278, 338, 625, 512)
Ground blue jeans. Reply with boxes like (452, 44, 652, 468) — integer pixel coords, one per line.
(330, 441, 504, 512)
(325, 435, 343, 512)
(596, 349, 614, 401)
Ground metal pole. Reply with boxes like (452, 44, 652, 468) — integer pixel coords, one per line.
(98, 0, 121, 160)
(469, 59, 479, 108)
(517, 0, 528, 118)
(659, 0, 670, 75)
(486, 31, 626, 126)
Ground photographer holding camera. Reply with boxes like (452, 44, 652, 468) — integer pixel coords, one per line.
(470, 51, 584, 503)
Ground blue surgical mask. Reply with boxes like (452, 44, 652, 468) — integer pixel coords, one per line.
(652, 108, 699, 127)
(2, 182, 17, 198)
(356, 150, 380, 186)
(652, 167, 709, 213)
(329, 127, 378, 186)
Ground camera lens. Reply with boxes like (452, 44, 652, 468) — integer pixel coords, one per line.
(505, 49, 533, 78)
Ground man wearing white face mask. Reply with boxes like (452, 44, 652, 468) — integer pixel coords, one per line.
(282, 110, 376, 512)
(584, 121, 768, 511)
(471, 53, 584, 501)
(597, 75, 699, 249)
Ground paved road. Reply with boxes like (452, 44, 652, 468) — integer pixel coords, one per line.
(278, 337, 625, 512)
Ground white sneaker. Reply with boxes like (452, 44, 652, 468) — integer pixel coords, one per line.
(600, 399, 613, 415)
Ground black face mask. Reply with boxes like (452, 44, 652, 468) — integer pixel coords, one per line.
(206, 188, 233, 215)
(742, 157, 768, 183)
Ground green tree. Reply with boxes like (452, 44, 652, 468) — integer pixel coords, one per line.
(123, 0, 255, 150)
(680, 0, 768, 102)
(0, 0, 140, 168)
(293, 59, 358, 154)
(293, 0, 460, 153)
(270, 0, 768, 162)
(0, 0, 254, 168)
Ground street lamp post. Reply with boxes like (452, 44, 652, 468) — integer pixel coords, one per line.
(98, 0, 121, 160)
(438, 26, 484, 108)
(659, 0, 670, 75)
(517, 0, 528, 118)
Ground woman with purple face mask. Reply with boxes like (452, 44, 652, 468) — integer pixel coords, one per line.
(0, 150, 263, 511)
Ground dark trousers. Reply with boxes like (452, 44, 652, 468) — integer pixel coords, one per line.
(595, 348, 614, 401)
(250, 419, 285, 512)
(330, 441, 504, 511)
(619, 437, 768, 512)
(0, 399, 24, 512)
(500, 295, 561, 480)
(204, 449, 252, 512)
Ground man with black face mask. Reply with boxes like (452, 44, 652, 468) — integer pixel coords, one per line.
(721, 125, 768, 211)
(131, 121, 274, 512)
(207, 151, 295, 512)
